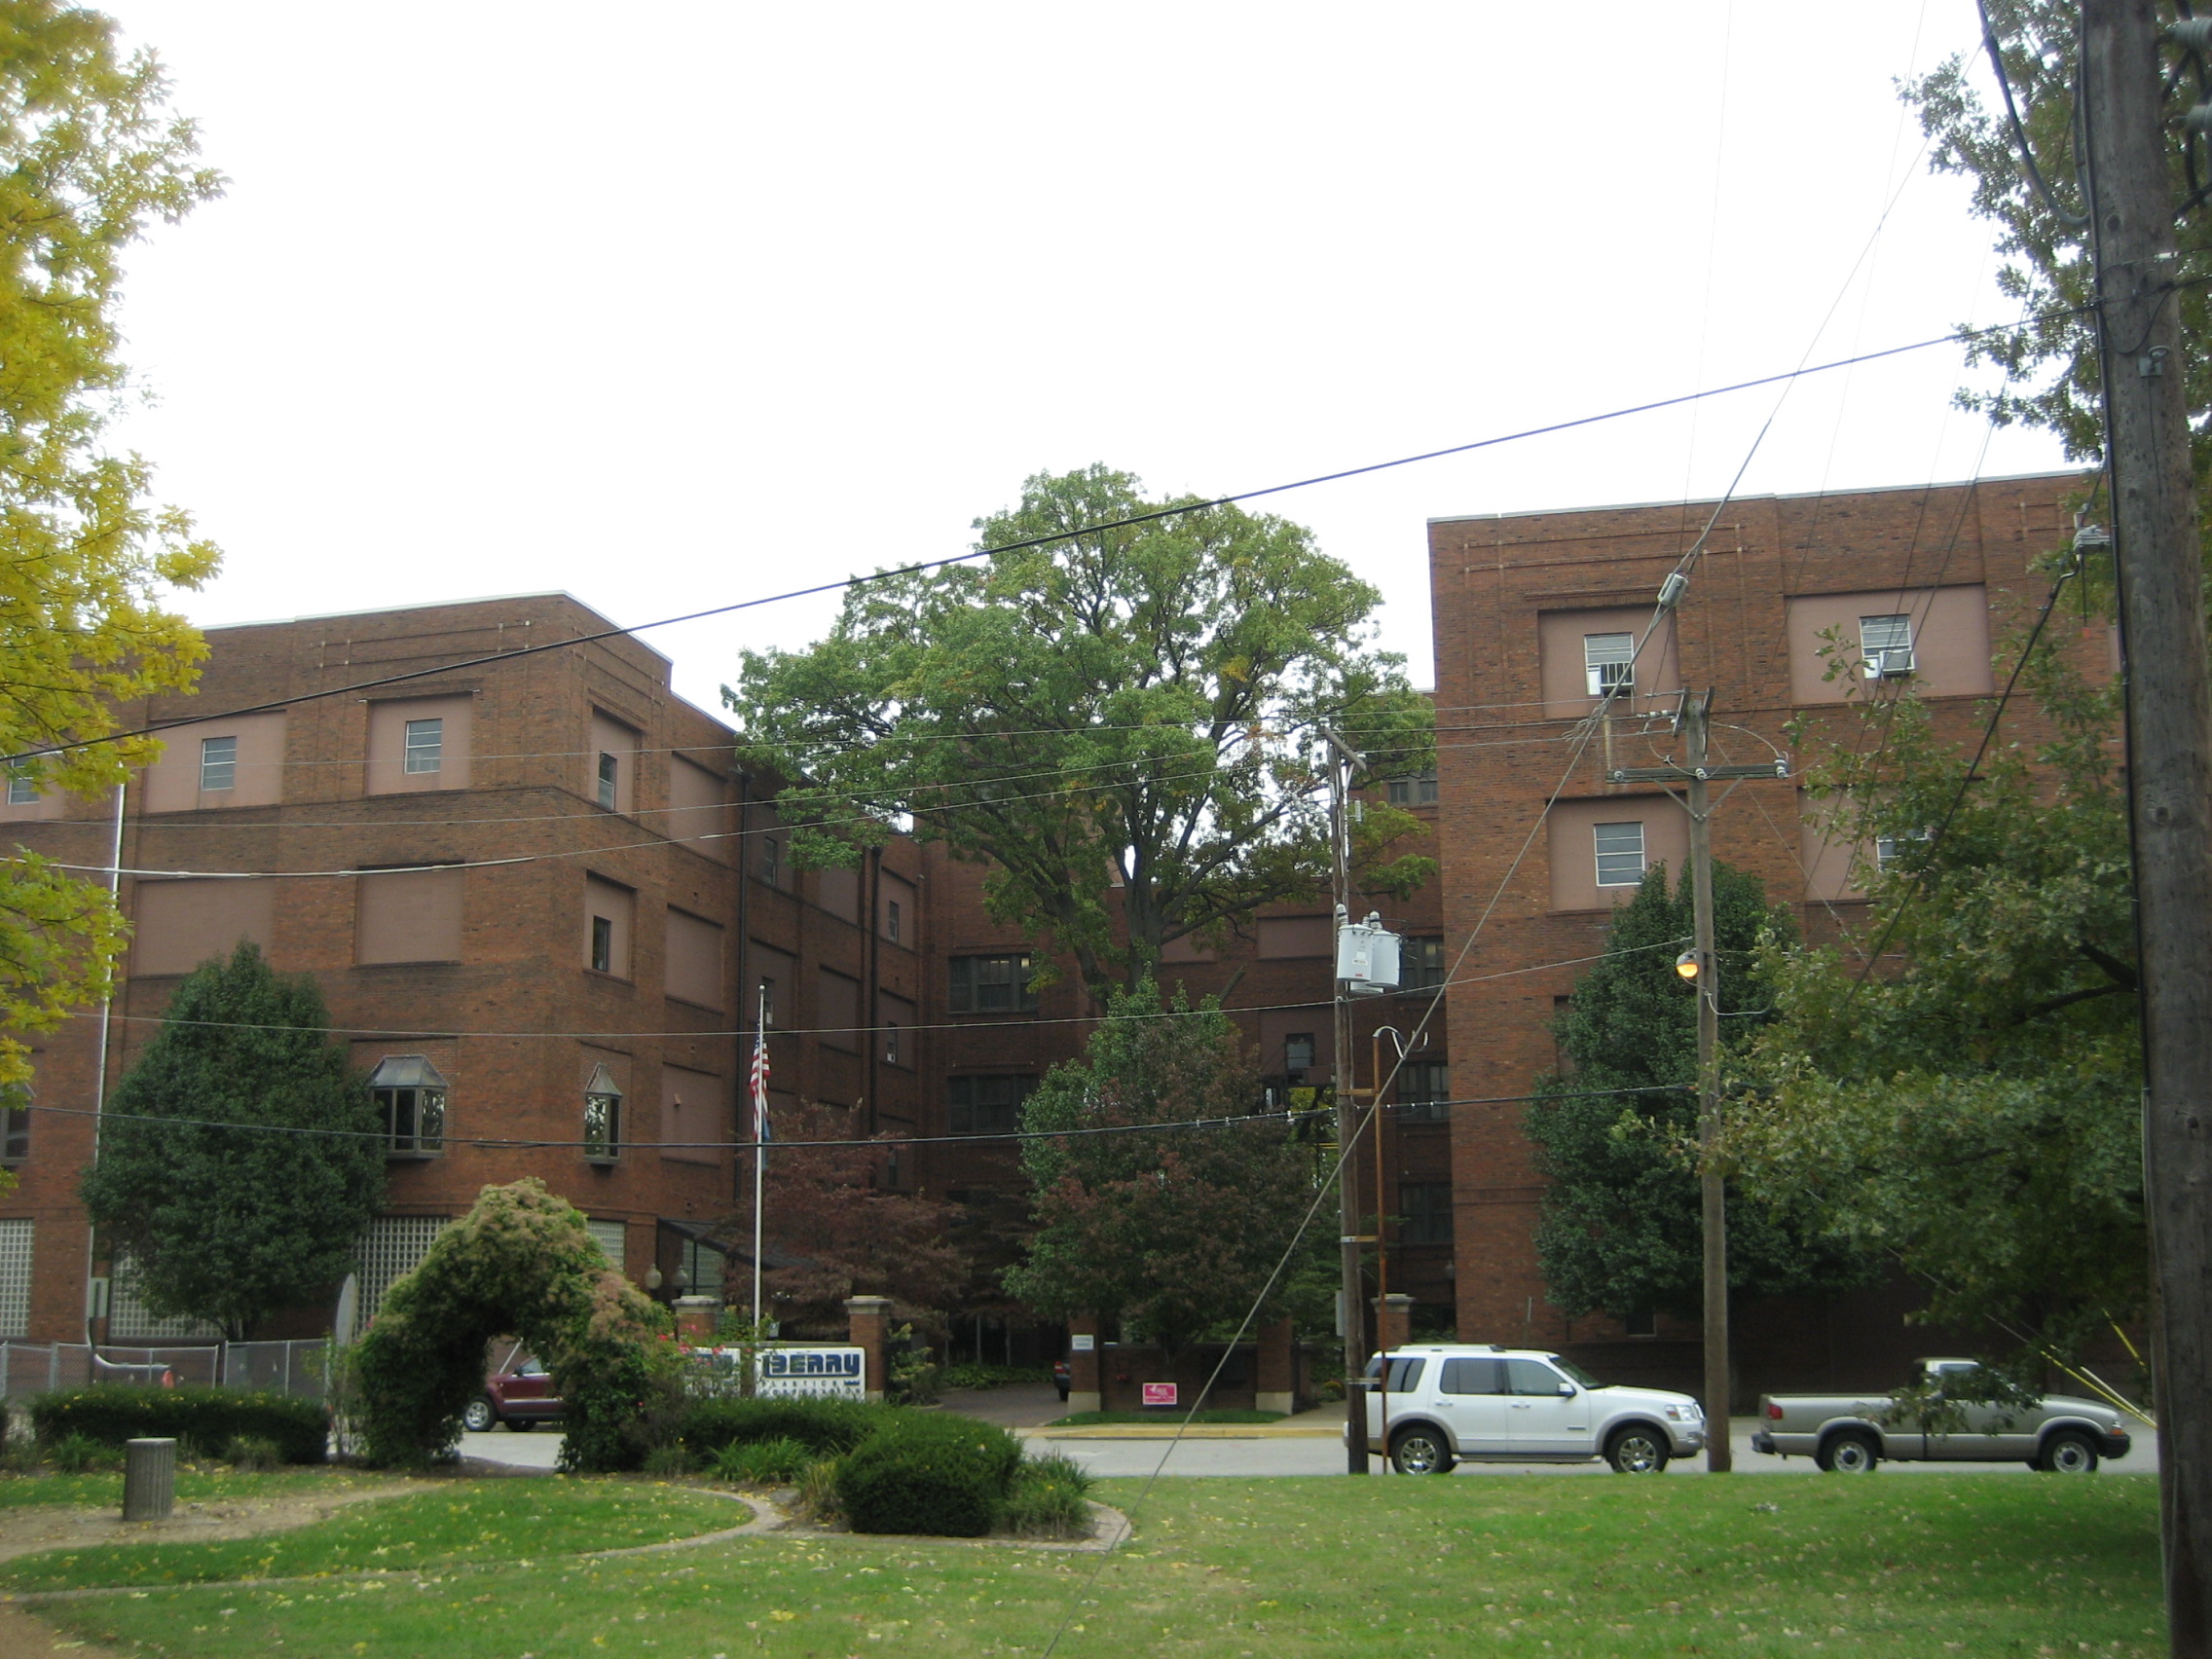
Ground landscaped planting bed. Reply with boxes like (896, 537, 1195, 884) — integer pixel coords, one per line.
(23, 1471, 2165, 1657)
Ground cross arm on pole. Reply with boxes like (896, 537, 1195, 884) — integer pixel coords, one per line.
(1607, 760, 1788, 784)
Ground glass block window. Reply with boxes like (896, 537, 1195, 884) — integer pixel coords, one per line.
(948, 953, 1037, 1014)
(107, 1254, 221, 1341)
(0, 1218, 31, 1336)
(1584, 632, 1636, 696)
(587, 1219, 629, 1271)
(200, 735, 238, 793)
(350, 1215, 451, 1340)
(1593, 821, 1646, 887)
(1386, 773, 1439, 806)
(947, 1074, 1034, 1135)
(402, 718, 443, 774)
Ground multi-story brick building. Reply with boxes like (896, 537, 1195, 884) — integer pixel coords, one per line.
(0, 593, 924, 1343)
(1427, 468, 2095, 1391)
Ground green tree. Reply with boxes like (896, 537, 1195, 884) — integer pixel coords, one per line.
(725, 465, 1433, 994)
(1721, 606, 2143, 1360)
(1527, 862, 1871, 1321)
(1005, 980, 1320, 1353)
(81, 943, 385, 1340)
(0, 3, 222, 1093)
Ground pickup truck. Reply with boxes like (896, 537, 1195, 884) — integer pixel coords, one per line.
(1753, 1358, 2135, 1473)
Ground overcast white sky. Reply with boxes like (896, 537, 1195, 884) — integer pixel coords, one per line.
(101, 1, 2070, 712)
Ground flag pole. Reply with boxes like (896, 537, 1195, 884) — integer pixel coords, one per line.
(751, 983, 768, 1330)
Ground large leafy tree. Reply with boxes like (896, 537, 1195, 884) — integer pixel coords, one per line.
(0, 4, 222, 1092)
(1722, 608, 2142, 1361)
(1526, 863, 1870, 1322)
(726, 465, 1433, 993)
(1005, 980, 1319, 1353)
(81, 943, 386, 1340)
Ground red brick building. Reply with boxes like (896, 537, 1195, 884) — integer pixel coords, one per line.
(1428, 469, 2097, 1391)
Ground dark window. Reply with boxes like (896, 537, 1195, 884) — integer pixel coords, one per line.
(1396, 1061, 1451, 1121)
(884, 1022, 900, 1065)
(0, 1101, 26, 1162)
(1399, 1181, 1454, 1244)
(887, 900, 902, 942)
(1624, 1306, 1656, 1338)
(947, 1074, 1035, 1135)
(759, 836, 781, 886)
(1363, 1354, 1426, 1391)
(1283, 1033, 1316, 1074)
(1386, 773, 1439, 806)
(368, 1055, 447, 1157)
(1399, 936, 1447, 991)
(590, 915, 613, 974)
(948, 953, 1037, 1014)
(596, 751, 618, 810)
(584, 1061, 622, 1161)
(758, 977, 776, 1025)
(1441, 1356, 1504, 1394)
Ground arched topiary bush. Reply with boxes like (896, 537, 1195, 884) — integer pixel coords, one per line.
(350, 1179, 671, 1471)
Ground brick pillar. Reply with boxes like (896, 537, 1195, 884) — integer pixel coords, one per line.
(1373, 1294, 1415, 1355)
(1255, 1316, 1296, 1415)
(1065, 1314, 1102, 1415)
(673, 1295, 719, 1346)
(844, 1295, 893, 1403)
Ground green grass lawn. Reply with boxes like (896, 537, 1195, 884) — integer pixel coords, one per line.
(0, 1466, 392, 1511)
(0, 1478, 746, 1591)
(27, 1473, 2164, 1657)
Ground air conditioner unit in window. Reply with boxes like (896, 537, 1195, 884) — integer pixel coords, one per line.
(1863, 647, 1916, 679)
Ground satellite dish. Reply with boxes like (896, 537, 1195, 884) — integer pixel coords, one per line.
(333, 1273, 360, 1344)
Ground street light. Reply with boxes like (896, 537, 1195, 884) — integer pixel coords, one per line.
(1676, 949, 1700, 981)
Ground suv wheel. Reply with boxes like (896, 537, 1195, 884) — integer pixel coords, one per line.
(1388, 1425, 1456, 1475)
(461, 1395, 497, 1433)
(1604, 1425, 1670, 1474)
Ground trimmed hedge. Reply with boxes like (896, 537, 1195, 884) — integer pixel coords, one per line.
(677, 1395, 894, 1458)
(29, 1385, 328, 1465)
(833, 1413, 1022, 1538)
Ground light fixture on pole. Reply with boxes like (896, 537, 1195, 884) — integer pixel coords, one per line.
(1675, 949, 1700, 981)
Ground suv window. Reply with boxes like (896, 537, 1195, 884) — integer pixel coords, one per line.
(1363, 1355, 1427, 1392)
(1442, 1357, 1505, 1394)
(1505, 1357, 1566, 1395)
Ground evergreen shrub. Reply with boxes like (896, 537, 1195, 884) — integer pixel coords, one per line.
(29, 1385, 327, 1464)
(833, 1414, 1022, 1537)
(677, 1395, 891, 1458)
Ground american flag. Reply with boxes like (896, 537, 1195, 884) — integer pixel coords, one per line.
(750, 1023, 772, 1145)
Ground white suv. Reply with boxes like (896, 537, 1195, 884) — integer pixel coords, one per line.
(1359, 1345, 1706, 1474)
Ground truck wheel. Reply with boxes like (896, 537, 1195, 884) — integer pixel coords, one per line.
(1389, 1426, 1456, 1474)
(1817, 1429, 1880, 1473)
(1604, 1426, 1670, 1474)
(2038, 1430, 2099, 1473)
(461, 1396, 497, 1433)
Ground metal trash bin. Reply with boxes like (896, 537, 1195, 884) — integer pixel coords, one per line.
(123, 1437, 176, 1522)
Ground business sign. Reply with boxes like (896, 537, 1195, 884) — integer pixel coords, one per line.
(1142, 1382, 1178, 1408)
(688, 1345, 867, 1399)
(1069, 1334, 1094, 1352)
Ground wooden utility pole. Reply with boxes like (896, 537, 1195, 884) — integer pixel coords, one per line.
(1326, 733, 1369, 1475)
(2083, 4, 2212, 1648)
(1612, 691, 1781, 1474)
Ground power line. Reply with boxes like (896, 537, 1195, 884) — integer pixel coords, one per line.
(0, 312, 2093, 775)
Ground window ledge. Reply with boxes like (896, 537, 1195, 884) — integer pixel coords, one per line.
(663, 994, 725, 1014)
(584, 1153, 621, 1166)
(582, 968, 635, 985)
(384, 1150, 444, 1161)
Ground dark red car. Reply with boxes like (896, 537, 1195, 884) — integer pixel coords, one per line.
(463, 1346, 562, 1431)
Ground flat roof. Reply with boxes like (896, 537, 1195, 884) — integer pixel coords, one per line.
(1425, 467, 2090, 528)
(204, 590, 673, 668)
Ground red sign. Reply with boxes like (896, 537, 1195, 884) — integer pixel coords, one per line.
(1142, 1382, 1177, 1407)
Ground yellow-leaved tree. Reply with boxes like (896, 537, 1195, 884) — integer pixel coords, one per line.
(0, 4, 222, 1112)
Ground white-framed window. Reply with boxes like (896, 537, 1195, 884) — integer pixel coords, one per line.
(887, 900, 902, 942)
(596, 751, 618, 810)
(1584, 632, 1637, 697)
(1860, 613, 1916, 678)
(200, 735, 238, 793)
(1875, 829, 1933, 871)
(5, 771, 36, 806)
(1593, 821, 1646, 887)
(1386, 773, 1440, 806)
(885, 1021, 901, 1065)
(590, 915, 614, 974)
(402, 718, 444, 775)
(759, 836, 781, 887)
